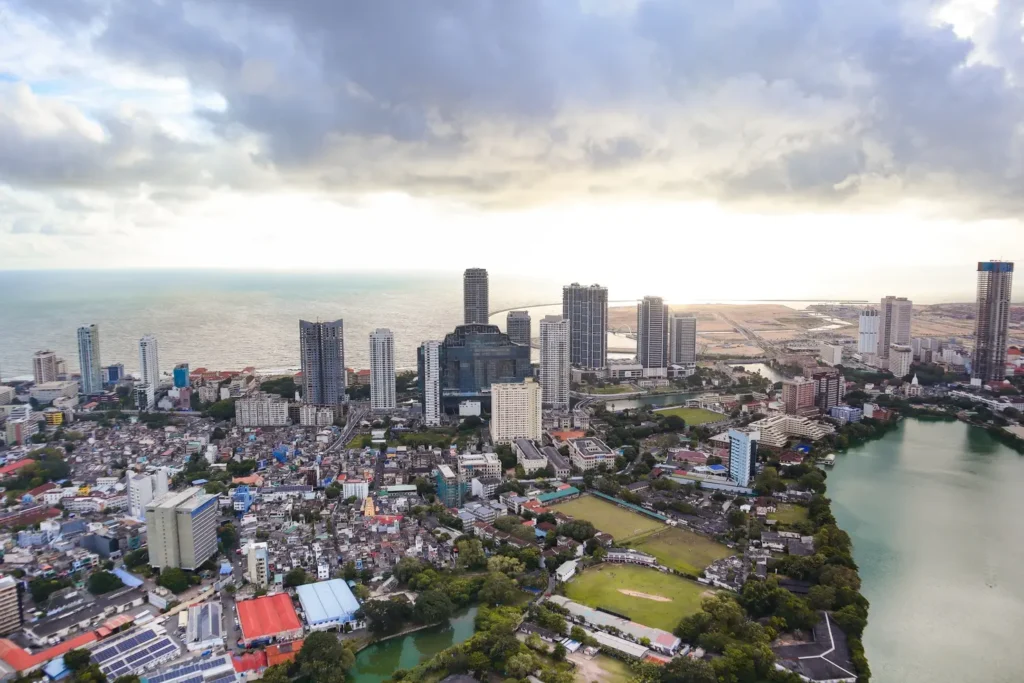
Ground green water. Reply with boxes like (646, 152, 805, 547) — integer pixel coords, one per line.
(349, 607, 479, 683)
(828, 419, 1024, 683)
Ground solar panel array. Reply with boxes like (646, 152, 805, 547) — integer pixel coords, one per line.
(207, 673, 237, 683)
(146, 656, 232, 683)
(99, 636, 180, 678)
(93, 629, 159, 663)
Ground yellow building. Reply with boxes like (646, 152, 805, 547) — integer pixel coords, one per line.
(44, 410, 63, 426)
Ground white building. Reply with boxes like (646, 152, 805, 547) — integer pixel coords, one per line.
(29, 381, 79, 404)
(539, 316, 570, 410)
(139, 334, 160, 389)
(135, 383, 155, 410)
(236, 393, 290, 427)
(514, 439, 549, 474)
(77, 324, 102, 395)
(33, 350, 58, 385)
(128, 473, 162, 519)
(0, 386, 13, 406)
(457, 452, 502, 482)
(669, 315, 697, 365)
(819, 343, 843, 366)
(747, 415, 834, 448)
(299, 404, 335, 427)
(567, 437, 615, 472)
(342, 479, 369, 500)
(420, 341, 442, 426)
(728, 428, 760, 487)
(888, 344, 913, 378)
(858, 309, 879, 354)
(369, 328, 396, 411)
(490, 378, 542, 444)
(246, 542, 270, 588)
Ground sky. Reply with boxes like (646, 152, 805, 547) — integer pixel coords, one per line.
(1, 0, 1023, 301)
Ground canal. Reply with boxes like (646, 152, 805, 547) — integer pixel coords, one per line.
(827, 419, 1024, 683)
(349, 607, 479, 683)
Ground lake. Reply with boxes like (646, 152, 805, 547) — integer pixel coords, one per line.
(828, 419, 1024, 683)
(349, 607, 479, 683)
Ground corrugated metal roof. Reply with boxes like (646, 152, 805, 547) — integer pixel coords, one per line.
(295, 580, 360, 625)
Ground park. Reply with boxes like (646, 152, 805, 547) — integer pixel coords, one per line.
(651, 406, 726, 425)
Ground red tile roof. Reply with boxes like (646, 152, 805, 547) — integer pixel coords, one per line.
(0, 460, 34, 476)
(266, 639, 304, 666)
(0, 632, 98, 672)
(237, 594, 301, 642)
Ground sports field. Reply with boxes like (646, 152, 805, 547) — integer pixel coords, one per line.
(653, 406, 726, 425)
(565, 564, 707, 631)
(627, 527, 733, 576)
(552, 496, 663, 541)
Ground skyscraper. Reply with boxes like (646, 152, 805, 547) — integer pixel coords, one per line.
(858, 309, 880, 354)
(876, 296, 912, 361)
(728, 428, 759, 488)
(563, 283, 608, 369)
(463, 268, 489, 325)
(506, 311, 532, 346)
(436, 324, 532, 411)
(32, 350, 58, 385)
(173, 363, 190, 388)
(299, 320, 346, 405)
(490, 379, 543, 444)
(419, 341, 442, 426)
(637, 296, 669, 369)
(76, 324, 102, 395)
(973, 261, 1014, 383)
(369, 328, 396, 410)
(669, 315, 697, 365)
(139, 334, 160, 388)
(539, 316, 570, 409)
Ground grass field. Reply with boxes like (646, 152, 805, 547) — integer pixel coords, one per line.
(565, 564, 707, 631)
(552, 496, 664, 541)
(768, 503, 809, 525)
(587, 385, 636, 394)
(627, 527, 733, 576)
(653, 406, 726, 425)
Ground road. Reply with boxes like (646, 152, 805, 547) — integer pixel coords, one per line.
(328, 402, 369, 453)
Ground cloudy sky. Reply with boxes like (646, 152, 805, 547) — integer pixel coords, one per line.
(1, 0, 1022, 298)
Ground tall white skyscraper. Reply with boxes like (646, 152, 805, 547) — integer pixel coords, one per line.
(76, 324, 102, 395)
(300, 319, 346, 405)
(877, 296, 912, 360)
(539, 316, 570, 409)
(490, 379, 542, 444)
(858, 309, 880, 354)
(370, 329, 396, 410)
(420, 341, 442, 426)
(33, 350, 58, 385)
(138, 334, 160, 388)
(669, 315, 697, 365)
(637, 296, 669, 369)
(973, 261, 1014, 383)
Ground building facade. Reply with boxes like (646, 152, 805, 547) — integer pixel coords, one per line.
(877, 296, 912, 361)
(139, 334, 160, 389)
(0, 576, 23, 636)
(539, 315, 570, 410)
(236, 393, 290, 427)
(888, 344, 913, 378)
(434, 324, 532, 411)
(563, 283, 608, 369)
(77, 324, 102, 395)
(506, 311, 532, 346)
(669, 315, 697, 365)
(173, 363, 190, 388)
(727, 428, 759, 487)
(419, 341, 442, 426)
(567, 437, 615, 472)
(637, 296, 669, 369)
(246, 542, 270, 587)
(33, 351, 58, 385)
(812, 371, 844, 412)
(858, 309, 879, 354)
(145, 487, 218, 570)
(300, 319, 346, 405)
(819, 343, 843, 366)
(490, 379, 543, 444)
(463, 268, 490, 325)
(369, 328, 396, 411)
(435, 465, 460, 507)
(128, 472, 169, 519)
(781, 377, 816, 415)
(972, 261, 1014, 383)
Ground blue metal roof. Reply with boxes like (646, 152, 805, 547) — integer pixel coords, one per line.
(112, 568, 144, 587)
(295, 579, 360, 625)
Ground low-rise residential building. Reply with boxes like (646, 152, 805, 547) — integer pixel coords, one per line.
(514, 439, 549, 474)
(541, 446, 571, 479)
(829, 406, 863, 424)
(567, 437, 615, 472)
(747, 415, 835, 449)
(471, 477, 500, 500)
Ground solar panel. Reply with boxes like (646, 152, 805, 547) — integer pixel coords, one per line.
(93, 646, 120, 663)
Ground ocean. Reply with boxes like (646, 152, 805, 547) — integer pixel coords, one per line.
(0, 270, 564, 379)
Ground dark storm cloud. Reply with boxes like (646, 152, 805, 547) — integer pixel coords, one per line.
(9, 0, 1024, 212)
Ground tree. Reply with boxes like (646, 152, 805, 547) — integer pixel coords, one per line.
(487, 555, 525, 577)
(752, 466, 786, 495)
(29, 577, 71, 604)
(259, 665, 290, 683)
(325, 483, 342, 500)
(570, 625, 587, 642)
(352, 584, 371, 601)
(394, 557, 425, 584)
(505, 653, 535, 678)
(727, 508, 748, 529)
(413, 589, 454, 624)
(87, 570, 124, 595)
(456, 539, 488, 570)
(480, 571, 519, 606)
(662, 415, 687, 432)
(552, 642, 567, 661)
(204, 481, 226, 495)
(123, 549, 149, 568)
(343, 561, 358, 581)
(297, 631, 354, 683)
(284, 568, 312, 587)
(556, 520, 597, 541)
(660, 655, 718, 683)
(467, 651, 491, 677)
(358, 598, 413, 634)
(157, 568, 190, 594)
(206, 399, 236, 421)
(64, 649, 92, 672)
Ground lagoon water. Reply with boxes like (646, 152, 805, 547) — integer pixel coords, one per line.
(828, 419, 1024, 683)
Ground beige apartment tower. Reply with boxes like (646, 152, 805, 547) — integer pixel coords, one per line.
(145, 487, 219, 570)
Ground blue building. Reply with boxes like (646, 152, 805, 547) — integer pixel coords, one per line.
(102, 363, 125, 385)
(727, 428, 759, 488)
(435, 464, 460, 508)
(173, 363, 190, 388)
(829, 405, 863, 424)
(295, 579, 361, 630)
(232, 485, 255, 514)
(421, 324, 532, 413)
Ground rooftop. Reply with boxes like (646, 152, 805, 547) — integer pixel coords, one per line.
(237, 593, 301, 642)
(295, 579, 360, 624)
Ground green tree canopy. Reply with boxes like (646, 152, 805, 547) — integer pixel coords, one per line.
(480, 571, 519, 606)
(87, 570, 124, 595)
(157, 568, 190, 594)
(413, 589, 454, 624)
(297, 631, 354, 683)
